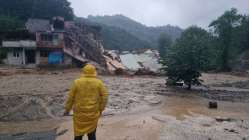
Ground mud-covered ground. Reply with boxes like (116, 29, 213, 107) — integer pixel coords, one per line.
(0, 68, 249, 140)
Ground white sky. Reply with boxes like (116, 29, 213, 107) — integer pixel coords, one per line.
(68, 0, 249, 28)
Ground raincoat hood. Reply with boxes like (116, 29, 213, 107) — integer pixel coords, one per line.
(81, 64, 97, 77)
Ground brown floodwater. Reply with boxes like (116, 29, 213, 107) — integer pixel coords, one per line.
(161, 95, 249, 120)
(1, 95, 249, 140)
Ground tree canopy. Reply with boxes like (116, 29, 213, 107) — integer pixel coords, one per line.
(163, 26, 213, 89)
(0, 0, 74, 21)
(88, 15, 182, 49)
(0, 15, 24, 32)
(158, 33, 172, 59)
(161, 8, 249, 89)
(209, 8, 243, 71)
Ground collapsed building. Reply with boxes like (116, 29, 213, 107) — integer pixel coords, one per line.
(0, 17, 124, 72)
(120, 50, 162, 73)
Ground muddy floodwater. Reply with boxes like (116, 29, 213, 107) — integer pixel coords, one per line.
(0, 69, 249, 140)
(163, 96, 249, 121)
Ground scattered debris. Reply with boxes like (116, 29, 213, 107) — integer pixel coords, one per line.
(120, 50, 161, 73)
(134, 68, 157, 76)
(56, 129, 68, 136)
(114, 68, 127, 75)
(215, 117, 236, 122)
(224, 128, 239, 134)
(209, 101, 218, 109)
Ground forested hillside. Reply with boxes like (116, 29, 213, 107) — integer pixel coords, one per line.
(79, 18, 150, 51)
(100, 25, 150, 51)
(0, 0, 74, 21)
(87, 15, 183, 49)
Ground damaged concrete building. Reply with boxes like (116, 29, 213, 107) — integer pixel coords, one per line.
(1, 17, 68, 66)
(0, 17, 124, 72)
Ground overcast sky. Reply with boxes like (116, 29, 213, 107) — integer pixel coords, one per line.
(68, 0, 249, 29)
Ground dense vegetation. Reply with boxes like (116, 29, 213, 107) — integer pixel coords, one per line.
(162, 27, 213, 89)
(0, 15, 24, 32)
(209, 8, 249, 71)
(158, 33, 172, 59)
(78, 18, 150, 51)
(160, 8, 249, 89)
(0, 0, 74, 41)
(100, 25, 150, 51)
(87, 15, 182, 49)
(0, 0, 74, 21)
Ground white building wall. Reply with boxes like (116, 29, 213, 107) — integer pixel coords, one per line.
(7, 50, 24, 65)
(36, 51, 40, 65)
(2, 41, 36, 48)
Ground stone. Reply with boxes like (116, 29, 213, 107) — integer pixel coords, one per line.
(215, 117, 235, 122)
(209, 101, 218, 109)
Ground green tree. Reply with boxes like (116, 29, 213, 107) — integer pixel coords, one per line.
(209, 8, 242, 71)
(0, 15, 24, 31)
(158, 33, 172, 60)
(232, 15, 249, 52)
(0, 0, 74, 21)
(163, 26, 212, 89)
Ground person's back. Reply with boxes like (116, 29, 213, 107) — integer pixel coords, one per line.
(64, 64, 108, 140)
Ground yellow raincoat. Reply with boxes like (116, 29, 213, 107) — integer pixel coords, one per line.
(65, 64, 108, 136)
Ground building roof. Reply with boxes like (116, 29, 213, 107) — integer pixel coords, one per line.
(25, 19, 51, 33)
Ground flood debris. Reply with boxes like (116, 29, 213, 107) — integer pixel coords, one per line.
(215, 117, 236, 122)
(209, 101, 218, 109)
(159, 115, 249, 140)
(120, 50, 162, 73)
(134, 68, 157, 76)
(56, 129, 68, 136)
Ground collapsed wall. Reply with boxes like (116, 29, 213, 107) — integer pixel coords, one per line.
(64, 20, 125, 72)
(64, 21, 106, 67)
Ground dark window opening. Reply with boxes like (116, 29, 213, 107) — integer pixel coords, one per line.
(53, 19, 65, 30)
(13, 51, 20, 57)
(25, 50, 36, 64)
(40, 51, 49, 57)
(53, 34, 59, 41)
(41, 34, 53, 41)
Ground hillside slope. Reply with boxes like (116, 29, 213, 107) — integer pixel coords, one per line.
(78, 18, 150, 51)
(87, 15, 183, 49)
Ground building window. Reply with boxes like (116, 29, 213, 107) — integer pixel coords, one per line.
(13, 51, 20, 58)
(41, 34, 53, 41)
(53, 34, 59, 40)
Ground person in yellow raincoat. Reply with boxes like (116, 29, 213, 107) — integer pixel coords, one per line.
(64, 64, 108, 140)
